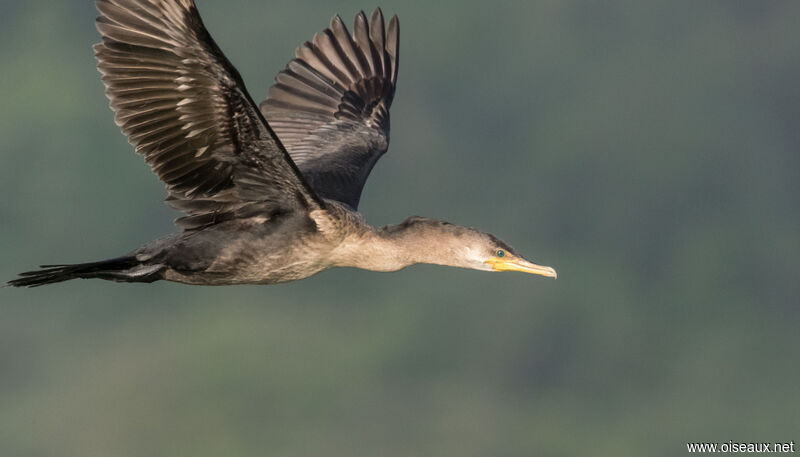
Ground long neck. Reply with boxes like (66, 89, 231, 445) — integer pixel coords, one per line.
(331, 220, 467, 272)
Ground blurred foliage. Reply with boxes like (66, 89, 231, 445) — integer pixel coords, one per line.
(1, 1, 799, 456)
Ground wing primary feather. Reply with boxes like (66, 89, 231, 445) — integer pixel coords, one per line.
(311, 32, 355, 86)
(330, 15, 367, 80)
(261, 8, 400, 209)
(369, 9, 388, 79)
(386, 15, 400, 85)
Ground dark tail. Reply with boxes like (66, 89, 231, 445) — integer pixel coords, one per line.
(6, 256, 164, 288)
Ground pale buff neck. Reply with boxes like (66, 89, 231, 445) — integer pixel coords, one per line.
(329, 220, 476, 272)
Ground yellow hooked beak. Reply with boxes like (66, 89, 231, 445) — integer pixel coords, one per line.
(486, 255, 557, 278)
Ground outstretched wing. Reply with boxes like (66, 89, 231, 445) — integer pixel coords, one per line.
(261, 9, 399, 210)
(95, 0, 323, 230)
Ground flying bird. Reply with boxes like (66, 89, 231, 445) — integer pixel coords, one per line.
(8, 0, 556, 287)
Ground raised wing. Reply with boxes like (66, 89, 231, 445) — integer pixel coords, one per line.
(261, 9, 399, 210)
(95, 0, 323, 230)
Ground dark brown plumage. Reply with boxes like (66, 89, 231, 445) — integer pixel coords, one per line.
(94, 0, 323, 231)
(262, 9, 398, 209)
(7, 0, 555, 288)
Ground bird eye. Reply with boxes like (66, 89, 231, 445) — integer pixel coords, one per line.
(496, 250, 506, 258)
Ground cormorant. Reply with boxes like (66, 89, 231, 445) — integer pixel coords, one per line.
(8, 0, 556, 287)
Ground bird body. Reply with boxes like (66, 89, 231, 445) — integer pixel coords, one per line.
(8, 0, 556, 288)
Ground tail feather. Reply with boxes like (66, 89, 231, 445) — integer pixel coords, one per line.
(7, 256, 163, 288)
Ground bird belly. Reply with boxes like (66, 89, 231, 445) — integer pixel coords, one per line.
(163, 255, 328, 285)
(162, 232, 331, 286)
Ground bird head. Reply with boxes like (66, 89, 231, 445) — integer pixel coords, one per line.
(388, 216, 557, 278)
(458, 231, 557, 278)
(480, 238, 557, 278)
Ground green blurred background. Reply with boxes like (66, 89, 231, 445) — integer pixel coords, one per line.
(1, 1, 798, 455)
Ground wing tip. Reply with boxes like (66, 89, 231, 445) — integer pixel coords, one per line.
(371, 8, 385, 24)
